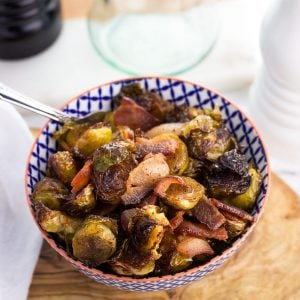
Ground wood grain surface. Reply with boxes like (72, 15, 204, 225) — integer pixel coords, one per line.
(28, 173, 300, 299)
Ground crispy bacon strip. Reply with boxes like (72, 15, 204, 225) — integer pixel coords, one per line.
(192, 197, 226, 230)
(211, 198, 254, 222)
(176, 237, 214, 258)
(114, 97, 161, 131)
(169, 211, 185, 230)
(175, 220, 228, 241)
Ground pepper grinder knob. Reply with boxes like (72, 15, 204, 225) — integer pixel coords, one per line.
(249, 0, 300, 171)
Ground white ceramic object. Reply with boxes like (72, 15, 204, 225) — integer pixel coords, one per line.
(249, 0, 300, 172)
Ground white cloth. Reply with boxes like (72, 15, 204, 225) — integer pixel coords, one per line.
(0, 103, 42, 300)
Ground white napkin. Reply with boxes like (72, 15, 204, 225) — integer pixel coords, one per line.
(0, 103, 42, 300)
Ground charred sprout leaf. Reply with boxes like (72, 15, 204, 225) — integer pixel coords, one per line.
(113, 97, 161, 131)
(165, 103, 193, 123)
(201, 149, 251, 198)
(48, 151, 79, 185)
(176, 237, 214, 258)
(146, 123, 184, 138)
(154, 176, 204, 210)
(113, 83, 173, 121)
(120, 208, 144, 233)
(121, 153, 170, 205)
(182, 158, 203, 178)
(72, 215, 117, 266)
(110, 240, 155, 276)
(35, 202, 82, 240)
(181, 114, 219, 138)
(192, 197, 225, 230)
(74, 123, 112, 158)
(77, 111, 107, 125)
(62, 184, 96, 217)
(33, 177, 69, 210)
(230, 167, 262, 210)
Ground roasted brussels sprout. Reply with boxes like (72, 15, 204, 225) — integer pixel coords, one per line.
(156, 250, 192, 275)
(72, 216, 117, 266)
(201, 149, 251, 198)
(230, 167, 262, 210)
(35, 202, 82, 240)
(62, 184, 96, 217)
(225, 217, 247, 239)
(131, 216, 164, 260)
(92, 142, 136, 205)
(33, 177, 69, 210)
(182, 158, 203, 178)
(73, 123, 112, 158)
(110, 240, 155, 276)
(48, 151, 79, 185)
(155, 176, 204, 210)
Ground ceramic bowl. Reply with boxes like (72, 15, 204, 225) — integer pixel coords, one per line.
(25, 77, 270, 291)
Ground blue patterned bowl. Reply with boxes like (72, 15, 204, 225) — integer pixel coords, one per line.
(26, 77, 270, 291)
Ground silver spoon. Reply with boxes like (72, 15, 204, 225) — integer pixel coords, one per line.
(0, 82, 74, 123)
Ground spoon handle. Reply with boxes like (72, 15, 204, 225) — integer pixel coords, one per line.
(0, 82, 71, 123)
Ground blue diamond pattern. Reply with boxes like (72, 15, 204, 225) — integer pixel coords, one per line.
(26, 77, 269, 291)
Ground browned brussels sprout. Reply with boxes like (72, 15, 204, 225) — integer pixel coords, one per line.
(48, 151, 79, 185)
(202, 149, 251, 198)
(156, 250, 192, 275)
(182, 158, 203, 178)
(34, 202, 82, 239)
(230, 168, 262, 210)
(72, 216, 117, 266)
(73, 123, 112, 158)
(131, 216, 165, 260)
(92, 142, 136, 205)
(109, 240, 155, 276)
(224, 216, 247, 239)
(62, 184, 96, 217)
(154, 176, 204, 210)
(33, 177, 69, 210)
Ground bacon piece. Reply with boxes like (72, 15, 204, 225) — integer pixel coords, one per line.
(192, 197, 226, 230)
(114, 97, 161, 131)
(211, 198, 254, 222)
(121, 153, 170, 205)
(169, 211, 185, 230)
(176, 237, 214, 258)
(175, 220, 228, 241)
(137, 193, 158, 208)
(136, 137, 178, 157)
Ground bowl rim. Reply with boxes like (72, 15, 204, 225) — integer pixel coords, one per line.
(25, 75, 271, 283)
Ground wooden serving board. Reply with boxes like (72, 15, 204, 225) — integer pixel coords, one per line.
(28, 173, 300, 299)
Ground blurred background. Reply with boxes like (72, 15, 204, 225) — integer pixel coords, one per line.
(1, 0, 299, 194)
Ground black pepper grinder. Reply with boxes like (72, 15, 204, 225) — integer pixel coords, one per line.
(0, 0, 62, 59)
